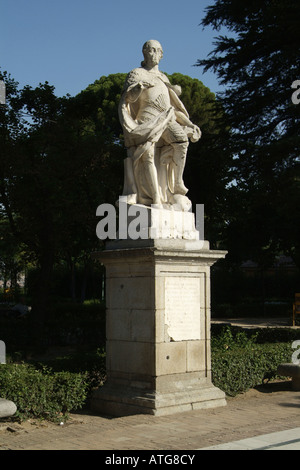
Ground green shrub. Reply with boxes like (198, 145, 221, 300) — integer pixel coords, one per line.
(32, 348, 106, 397)
(0, 363, 88, 421)
(211, 323, 300, 344)
(212, 341, 292, 396)
(211, 325, 259, 351)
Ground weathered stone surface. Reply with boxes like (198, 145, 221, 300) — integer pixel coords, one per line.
(119, 40, 201, 210)
(92, 381, 226, 417)
(164, 276, 201, 341)
(0, 398, 17, 418)
(91, 239, 227, 416)
(277, 363, 300, 391)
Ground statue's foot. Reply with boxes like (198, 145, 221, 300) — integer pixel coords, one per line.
(151, 196, 163, 209)
(174, 183, 188, 196)
(169, 194, 192, 212)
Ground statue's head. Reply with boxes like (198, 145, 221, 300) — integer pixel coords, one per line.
(141, 40, 163, 67)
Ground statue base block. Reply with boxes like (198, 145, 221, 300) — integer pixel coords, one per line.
(92, 378, 226, 417)
(91, 238, 227, 416)
(115, 201, 200, 241)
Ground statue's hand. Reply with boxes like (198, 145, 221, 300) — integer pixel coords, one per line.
(191, 126, 202, 142)
(187, 125, 202, 142)
(139, 81, 155, 89)
(127, 82, 154, 102)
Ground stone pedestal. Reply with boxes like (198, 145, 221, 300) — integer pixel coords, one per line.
(0, 398, 17, 418)
(91, 238, 227, 416)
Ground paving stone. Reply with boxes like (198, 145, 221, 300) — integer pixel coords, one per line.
(0, 385, 299, 450)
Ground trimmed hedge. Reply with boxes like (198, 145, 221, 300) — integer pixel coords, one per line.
(211, 326, 293, 396)
(211, 323, 300, 344)
(0, 363, 88, 421)
(212, 343, 292, 396)
(0, 323, 298, 421)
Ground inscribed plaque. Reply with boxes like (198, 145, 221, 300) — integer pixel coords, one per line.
(165, 277, 201, 341)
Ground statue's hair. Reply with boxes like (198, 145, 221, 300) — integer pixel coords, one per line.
(141, 40, 163, 67)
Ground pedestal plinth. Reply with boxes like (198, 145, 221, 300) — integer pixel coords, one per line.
(91, 238, 227, 416)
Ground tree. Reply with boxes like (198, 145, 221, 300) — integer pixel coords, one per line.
(167, 73, 231, 246)
(197, 0, 300, 266)
(0, 70, 230, 337)
(0, 72, 124, 335)
(0, 71, 28, 299)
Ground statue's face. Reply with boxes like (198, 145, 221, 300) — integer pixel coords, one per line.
(143, 40, 163, 67)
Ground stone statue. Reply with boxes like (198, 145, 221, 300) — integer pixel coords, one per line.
(119, 40, 201, 211)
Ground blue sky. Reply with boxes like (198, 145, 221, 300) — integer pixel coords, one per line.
(1, 0, 225, 97)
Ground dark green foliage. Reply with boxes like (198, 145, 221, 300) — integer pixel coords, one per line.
(167, 73, 232, 246)
(0, 304, 106, 421)
(198, 0, 300, 143)
(0, 70, 230, 333)
(0, 71, 125, 329)
(197, 0, 300, 266)
(32, 348, 106, 400)
(211, 325, 294, 396)
(0, 323, 297, 420)
(211, 323, 300, 344)
(210, 260, 299, 317)
(0, 364, 88, 421)
(212, 343, 291, 396)
(0, 301, 106, 353)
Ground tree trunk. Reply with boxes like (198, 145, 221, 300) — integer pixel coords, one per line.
(69, 258, 76, 302)
(80, 262, 89, 304)
(30, 248, 55, 347)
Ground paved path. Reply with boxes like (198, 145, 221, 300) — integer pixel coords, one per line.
(0, 381, 299, 451)
(201, 427, 300, 450)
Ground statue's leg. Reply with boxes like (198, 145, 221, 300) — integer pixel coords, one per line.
(161, 122, 189, 196)
(141, 144, 161, 205)
(171, 141, 189, 195)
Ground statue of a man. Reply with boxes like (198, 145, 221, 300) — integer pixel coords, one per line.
(119, 40, 201, 210)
